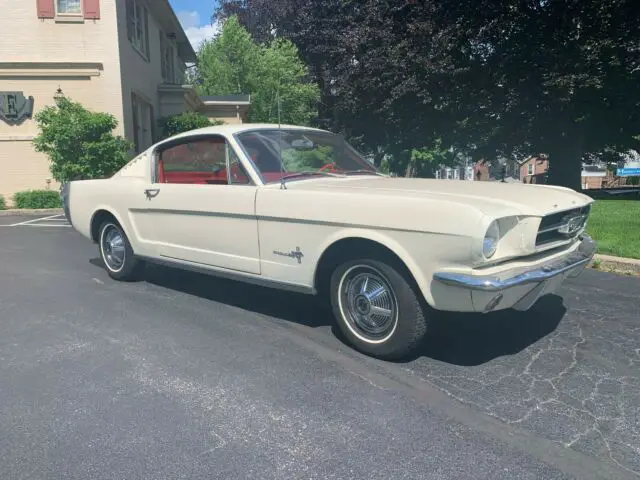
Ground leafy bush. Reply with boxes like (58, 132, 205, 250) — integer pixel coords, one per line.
(33, 97, 133, 184)
(159, 111, 222, 139)
(0, 195, 6, 210)
(13, 190, 62, 209)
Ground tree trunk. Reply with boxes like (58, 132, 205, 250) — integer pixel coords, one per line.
(405, 161, 414, 178)
(373, 149, 385, 168)
(546, 145, 583, 191)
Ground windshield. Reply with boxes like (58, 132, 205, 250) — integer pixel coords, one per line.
(234, 128, 379, 183)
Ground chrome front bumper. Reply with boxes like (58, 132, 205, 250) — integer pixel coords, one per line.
(433, 235, 596, 313)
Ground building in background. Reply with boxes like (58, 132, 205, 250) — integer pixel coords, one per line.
(519, 155, 549, 183)
(434, 165, 475, 181)
(199, 95, 252, 125)
(581, 163, 608, 189)
(0, 0, 249, 205)
(433, 150, 640, 189)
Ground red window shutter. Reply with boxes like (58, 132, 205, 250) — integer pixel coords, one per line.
(83, 0, 100, 19)
(36, 0, 55, 18)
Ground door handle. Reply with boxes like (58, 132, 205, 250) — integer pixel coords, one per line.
(144, 188, 160, 200)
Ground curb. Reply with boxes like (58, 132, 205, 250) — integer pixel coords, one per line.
(0, 208, 63, 217)
(593, 253, 640, 266)
(591, 254, 640, 276)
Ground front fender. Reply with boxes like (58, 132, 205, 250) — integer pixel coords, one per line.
(312, 227, 474, 308)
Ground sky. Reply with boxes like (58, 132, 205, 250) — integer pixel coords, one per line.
(168, 0, 220, 51)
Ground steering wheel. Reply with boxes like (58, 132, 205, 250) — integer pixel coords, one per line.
(319, 162, 338, 173)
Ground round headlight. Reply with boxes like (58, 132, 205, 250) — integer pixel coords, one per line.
(483, 220, 500, 259)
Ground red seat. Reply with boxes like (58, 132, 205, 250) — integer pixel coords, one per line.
(162, 170, 228, 185)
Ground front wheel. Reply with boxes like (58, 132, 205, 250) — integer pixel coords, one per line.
(98, 220, 144, 281)
(329, 258, 428, 360)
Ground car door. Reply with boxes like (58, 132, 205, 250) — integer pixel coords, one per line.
(141, 133, 261, 275)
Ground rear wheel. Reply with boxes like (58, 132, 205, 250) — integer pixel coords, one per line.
(329, 258, 428, 360)
(98, 221, 144, 281)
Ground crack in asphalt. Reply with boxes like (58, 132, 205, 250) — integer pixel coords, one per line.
(402, 296, 640, 477)
(77, 262, 640, 478)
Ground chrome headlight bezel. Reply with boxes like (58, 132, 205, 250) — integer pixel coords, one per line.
(483, 219, 500, 259)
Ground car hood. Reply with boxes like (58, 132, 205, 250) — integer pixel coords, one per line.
(278, 176, 593, 217)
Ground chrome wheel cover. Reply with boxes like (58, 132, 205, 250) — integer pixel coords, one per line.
(101, 224, 126, 272)
(338, 265, 399, 343)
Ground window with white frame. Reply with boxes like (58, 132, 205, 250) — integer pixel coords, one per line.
(160, 33, 176, 83)
(527, 163, 534, 175)
(127, 0, 149, 59)
(131, 93, 154, 153)
(57, 0, 82, 15)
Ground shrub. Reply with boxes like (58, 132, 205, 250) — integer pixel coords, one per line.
(0, 195, 6, 210)
(158, 111, 223, 139)
(13, 190, 62, 209)
(33, 97, 133, 184)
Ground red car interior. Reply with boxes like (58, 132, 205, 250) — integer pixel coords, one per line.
(157, 163, 230, 185)
(157, 139, 250, 185)
(155, 133, 369, 185)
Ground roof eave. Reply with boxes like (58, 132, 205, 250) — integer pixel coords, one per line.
(153, 0, 198, 64)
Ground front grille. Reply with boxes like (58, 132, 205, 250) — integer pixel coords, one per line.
(536, 204, 591, 247)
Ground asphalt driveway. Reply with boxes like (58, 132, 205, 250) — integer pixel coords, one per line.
(0, 218, 638, 479)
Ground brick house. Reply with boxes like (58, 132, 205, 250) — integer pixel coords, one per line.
(471, 158, 519, 182)
(473, 161, 490, 181)
(519, 155, 549, 183)
(0, 0, 250, 205)
(581, 164, 608, 189)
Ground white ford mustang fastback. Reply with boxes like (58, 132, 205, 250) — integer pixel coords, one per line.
(61, 123, 596, 360)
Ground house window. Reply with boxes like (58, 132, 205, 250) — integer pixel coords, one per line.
(57, 0, 82, 15)
(131, 93, 154, 153)
(527, 163, 534, 175)
(127, 0, 149, 59)
(176, 60, 187, 84)
(160, 33, 176, 83)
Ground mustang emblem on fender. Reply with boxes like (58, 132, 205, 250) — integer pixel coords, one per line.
(273, 246, 304, 264)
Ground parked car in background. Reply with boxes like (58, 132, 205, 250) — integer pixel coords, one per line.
(61, 124, 596, 360)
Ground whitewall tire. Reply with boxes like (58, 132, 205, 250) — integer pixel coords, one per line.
(329, 258, 428, 360)
(98, 221, 144, 281)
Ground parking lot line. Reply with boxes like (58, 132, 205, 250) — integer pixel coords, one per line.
(9, 214, 62, 226)
(20, 223, 72, 228)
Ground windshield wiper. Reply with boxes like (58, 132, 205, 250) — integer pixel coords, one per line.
(343, 169, 386, 176)
(281, 170, 344, 181)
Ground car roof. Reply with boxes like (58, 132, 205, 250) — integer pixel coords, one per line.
(166, 123, 330, 141)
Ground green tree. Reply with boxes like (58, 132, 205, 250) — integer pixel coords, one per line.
(197, 15, 259, 96)
(33, 98, 133, 183)
(196, 16, 320, 126)
(158, 111, 222, 139)
(218, 0, 640, 190)
(407, 142, 458, 178)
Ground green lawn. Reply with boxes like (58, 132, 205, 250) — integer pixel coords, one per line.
(586, 200, 640, 259)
